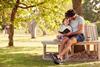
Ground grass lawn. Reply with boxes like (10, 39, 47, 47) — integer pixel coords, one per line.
(0, 33, 100, 67)
(0, 47, 100, 67)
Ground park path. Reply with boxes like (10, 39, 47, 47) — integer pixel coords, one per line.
(0, 33, 57, 47)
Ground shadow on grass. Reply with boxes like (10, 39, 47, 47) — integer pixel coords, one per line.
(0, 53, 100, 67)
(0, 47, 100, 67)
(0, 53, 54, 67)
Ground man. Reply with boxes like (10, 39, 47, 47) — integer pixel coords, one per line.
(51, 9, 85, 64)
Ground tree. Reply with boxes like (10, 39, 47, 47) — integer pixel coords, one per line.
(83, 0, 100, 22)
(8, 0, 19, 46)
(8, 0, 46, 47)
(72, 0, 83, 16)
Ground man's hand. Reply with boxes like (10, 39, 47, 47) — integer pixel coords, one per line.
(64, 32, 72, 36)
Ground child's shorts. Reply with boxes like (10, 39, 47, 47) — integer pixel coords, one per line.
(68, 33, 85, 42)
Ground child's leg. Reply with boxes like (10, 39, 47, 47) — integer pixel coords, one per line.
(59, 37, 69, 54)
(58, 37, 77, 60)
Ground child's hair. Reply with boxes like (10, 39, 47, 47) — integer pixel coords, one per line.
(62, 18, 69, 25)
(62, 18, 66, 24)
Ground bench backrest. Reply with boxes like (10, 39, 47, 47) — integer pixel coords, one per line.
(84, 23, 98, 41)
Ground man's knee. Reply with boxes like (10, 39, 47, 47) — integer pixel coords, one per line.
(70, 37, 76, 40)
(70, 37, 77, 44)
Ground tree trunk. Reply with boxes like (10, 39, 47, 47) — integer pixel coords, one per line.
(72, 0, 85, 53)
(39, 26, 47, 35)
(8, 24, 14, 46)
(29, 20, 37, 38)
(8, 0, 19, 47)
(72, 0, 83, 16)
(41, 29, 46, 35)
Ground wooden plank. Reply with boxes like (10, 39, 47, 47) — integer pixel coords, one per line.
(41, 40, 59, 45)
(97, 45, 100, 60)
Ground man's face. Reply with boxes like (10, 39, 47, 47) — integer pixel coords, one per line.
(68, 15, 76, 20)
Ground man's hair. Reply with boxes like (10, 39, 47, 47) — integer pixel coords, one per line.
(65, 9, 76, 18)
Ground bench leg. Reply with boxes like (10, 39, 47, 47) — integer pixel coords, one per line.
(42, 43, 46, 60)
(58, 45, 60, 54)
(97, 43, 100, 60)
(94, 45, 97, 52)
(71, 45, 74, 55)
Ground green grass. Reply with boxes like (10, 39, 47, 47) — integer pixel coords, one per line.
(0, 47, 52, 67)
(0, 47, 100, 67)
(0, 33, 100, 67)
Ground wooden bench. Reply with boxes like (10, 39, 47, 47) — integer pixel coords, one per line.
(41, 23, 100, 60)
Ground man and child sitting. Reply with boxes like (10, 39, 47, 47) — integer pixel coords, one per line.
(51, 9, 85, 64)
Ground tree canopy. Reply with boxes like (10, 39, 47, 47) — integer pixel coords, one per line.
(0, 0, 72, 31)
(83, 0, 100, 22)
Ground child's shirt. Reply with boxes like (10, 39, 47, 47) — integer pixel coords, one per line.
(58, 24, 72, 34)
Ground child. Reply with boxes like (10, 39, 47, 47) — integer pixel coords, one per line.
(57, 18, 72, 41)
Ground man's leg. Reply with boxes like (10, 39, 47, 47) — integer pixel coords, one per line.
(58, 37, 77, 59)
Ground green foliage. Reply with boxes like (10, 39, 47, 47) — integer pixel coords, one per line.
(0, 0, 15, 10)
(0, 0, 72, 32)
(32, 0, 72, 31)
(0, 0, 15, 31)
(85, 20, 91, 24)
(83, 0, 100, 22)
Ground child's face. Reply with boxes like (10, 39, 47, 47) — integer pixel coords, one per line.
(63, 19, 69, 25)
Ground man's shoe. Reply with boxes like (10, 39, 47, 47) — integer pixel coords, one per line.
(50, 53, 62, 64)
